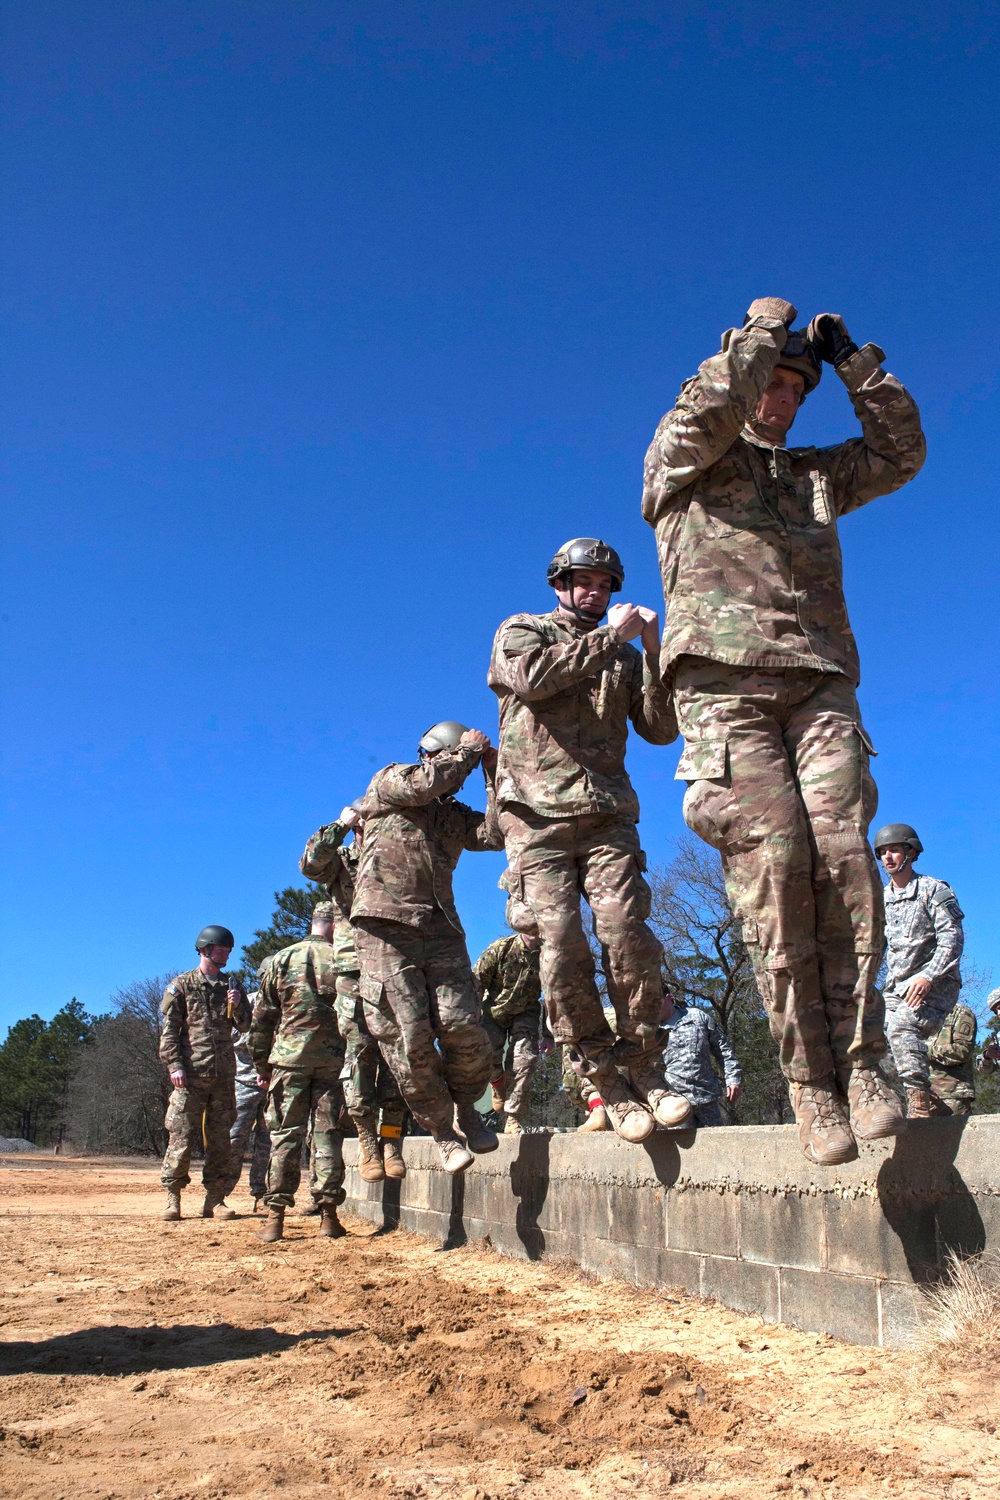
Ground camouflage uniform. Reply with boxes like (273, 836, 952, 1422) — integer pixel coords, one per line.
(473, 934, 542, 1119)
(352, 744, 503, 1135)
(883, 874, 967, 1100)
(659, 1004, 741, 1126)
(159, 970, 252, 1192)
(248, 934, 346, 1210)
(222, 1031, 270, 1200)
(300, 821, 407, 1140)
(642, 310, 925, 1085)
(488, 611, 675, 1093)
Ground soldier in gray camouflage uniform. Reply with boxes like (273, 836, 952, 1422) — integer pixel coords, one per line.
(658, 991, 741, 1127)
(300, 813, 408, 1183)
(489, 539, 691, 1144)
(352, 722, 504, 1175)
(221, 1019, 271, 1208)
(159, 925, 253, 1221)
(874, 824, 971, 1118)
(643, 298, 926, 1165)
(474, 896, 543, 1134)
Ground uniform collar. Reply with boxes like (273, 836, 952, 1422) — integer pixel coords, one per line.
(885, 876, 920, 901)
(741, 422, 786, 451)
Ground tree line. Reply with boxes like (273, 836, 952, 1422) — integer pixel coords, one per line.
(3, 839, 997, 1151)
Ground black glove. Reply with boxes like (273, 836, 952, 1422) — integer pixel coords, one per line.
(807, 313, 859, 367)
(744, 297, 798, 328)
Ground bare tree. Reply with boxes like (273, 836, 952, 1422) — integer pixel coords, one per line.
(65, 974, 176, 1155)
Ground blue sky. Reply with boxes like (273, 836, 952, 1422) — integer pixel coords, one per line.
(2, 2, 998, 1029)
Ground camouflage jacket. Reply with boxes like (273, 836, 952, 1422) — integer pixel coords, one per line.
(883, 874, 964, 1001)
(641, 312, 926, 685)
(299, 821, 361, 973)
(248, 935, 344, 1072)
(234, 1030, 264, 1091)
(658, 1003, 741, 1106)
(473, 934, 542, 1027)
(159, 968, 252, 1080)
(352, 744, 503, 933)
(488, 610, 677, 819)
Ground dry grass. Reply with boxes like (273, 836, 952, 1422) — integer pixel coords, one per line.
(920, 1250, 1000, 1365)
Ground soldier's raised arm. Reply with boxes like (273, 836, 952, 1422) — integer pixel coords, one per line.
(364, 734, 485, 811)
(627, 610, 678, 745)
(641, 296, 798, 523)
(299, 820, 351, 883)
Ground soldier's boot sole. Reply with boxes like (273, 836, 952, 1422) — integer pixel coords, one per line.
(577, 1105, 610, 1133)
(163, 1193, 181, 1221)
(257, 1210, 285, 1243)
(790, 1082, 858, 1167)
(319, 1206, 347, 1239)
(847, 1067, 907, 1140)
(381, 1139, 407, 1179)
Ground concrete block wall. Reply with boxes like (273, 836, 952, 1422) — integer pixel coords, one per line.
(342, 1116, 1000, 1348)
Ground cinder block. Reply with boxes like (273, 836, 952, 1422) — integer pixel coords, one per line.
(824, 1194, 934, 1282)
(666, 1186, 739, 1256)
(632, 1244, 702, 1298)
(740, 1191, 825, 1272)
(878, 1279, 928, 1348)
(579, 1235, 637, 1284)
(701, 1255, 780, 1323)
(778, 1265, 879, 1346)
(606, 1183, 668, 1247)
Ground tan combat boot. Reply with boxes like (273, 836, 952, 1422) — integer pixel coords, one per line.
(490, 1079, 506, 1113)
(202, 1192, 236, 1220)
(257, 1207, 284, 1242)
(381, 1135, 407, 1179)
(905, 1086, 935, 1119)
(789, 1081, 858, 1166)
(456, 1104, 499, 1154)
(319, 1205, 347, 1239)
(627, 1057, 695, 1129)
(503, 1114, 523, 1135)
(356, 1120, 385, 1183)
(846, 1066, 906, 1140)
(434, 1130, 474, 1175)
(601, 1077, 655, 1143)
(577, 1102, 610, 1132)
(163, 1190, 181, 1221)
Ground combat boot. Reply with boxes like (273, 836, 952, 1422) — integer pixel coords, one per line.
(456, 1104, 499, 1154)
(381, 1136, 407, 1179)
(490, 1079, 506, 1113)
(434, 1130, 474, 1175)
(202, 1192, 236, 1221)
(319, 1205, 347, 1239)
(601, 1077, 655, 1143)
(627, 1057, 694, 1129)
(577, 1103, 610, 1132)
(163, 1190, 181, 1221)
(257, 1207, 284, 1242)
(846, 1066, 906, 1140)
(504, 1114, 523, 1135)
(356, 1119, 385, 1183)
(789, 1081, 858, 1166)
(905, 1086, 935, 1119)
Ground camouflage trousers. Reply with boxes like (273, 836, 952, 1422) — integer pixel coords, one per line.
(674, 660, 886, 1085)
(884, 985, 960, 1092)
(222, 1078, 270, 1200)
(336, 973, 408, 1136)
(263, 1066, 345, 1210)
(161, 1075, 236, 1192)
(354, 916, 493, 1136)
(499, 806, 664, 1095)
(483, 1012, 540, 1118)
(689, 1101, 726, 1128)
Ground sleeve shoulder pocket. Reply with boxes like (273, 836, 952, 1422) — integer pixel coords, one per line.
(675, 739, 728, 782)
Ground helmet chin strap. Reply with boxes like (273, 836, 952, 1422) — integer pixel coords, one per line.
(562, 573, 605, 627)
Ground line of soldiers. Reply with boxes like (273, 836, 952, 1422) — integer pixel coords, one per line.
(159, 294, 948, 1232)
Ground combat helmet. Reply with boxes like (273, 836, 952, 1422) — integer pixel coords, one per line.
(776, 328, 823, 396)
(196, 924, 235, 953)
(872, 824, 924, 858)
(418, 721, 469, 758)
(546, 538, 624, 591)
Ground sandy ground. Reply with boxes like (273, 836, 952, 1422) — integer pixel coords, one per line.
(1, 1156, 998, 1500)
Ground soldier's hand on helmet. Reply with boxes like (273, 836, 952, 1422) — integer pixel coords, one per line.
(636, 606, 661, 656)
(608, 602, 644, 643)
(459, 729, 491, 754)
(903, 975, 933, 1009)
(806, 313, 859, 367)
(339, 804, 362, 828)
(744, 297, 798, 328)
(170, 1069, 186, 1089)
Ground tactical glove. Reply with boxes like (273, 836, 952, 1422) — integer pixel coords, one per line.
(744, 297, 798, 328)
(807, 313, 859, 367)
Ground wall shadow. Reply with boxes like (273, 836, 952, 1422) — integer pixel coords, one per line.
(877, 1118, 986, 1283)
(641, 1131, 687, 1187)
(0, 1322, 361, 1378)
(510, 1131, 551, 1260)
(442, 1171, 467, 1250)
(376, 1175, 402, 1233)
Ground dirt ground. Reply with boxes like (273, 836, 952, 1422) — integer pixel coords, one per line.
(1, 1157, 998, 1500)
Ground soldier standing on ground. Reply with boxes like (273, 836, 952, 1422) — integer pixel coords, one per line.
(351, 722, 504, 1175)
(474, 896, 545, 1135)
(159, 925, 252, 1221)
(488, 539, 691, 1143)
(249, 903, 348, 1242)
(659, 989, 742, 1127)
(874, 824, 972, 1118)
(300, 809, 408, 1183)
(979, 990, 1000, 1080)
(221, 1015, 271, 1211)
(642, 298, 926, 1165)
